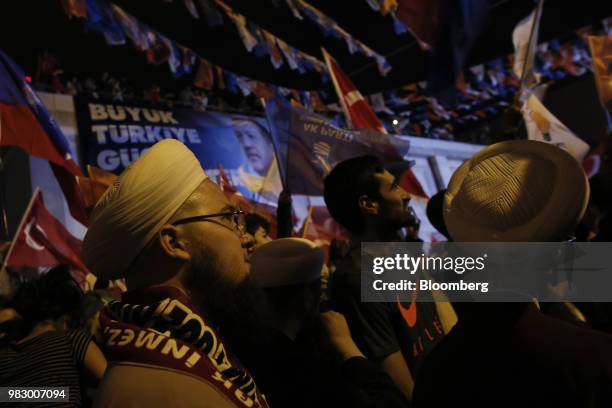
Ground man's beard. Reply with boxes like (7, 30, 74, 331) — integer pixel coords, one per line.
(184, 250, 270, 363)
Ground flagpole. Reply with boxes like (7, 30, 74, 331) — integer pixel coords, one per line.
(301, 204, 313, 238)
(260, 96, 289, 192)
(321, 47, 354, 129)
(1, 188, 41, 272)
(0, 151, 9, 240)
(517, 0, 545, 98)
(0, 112, 8, 239)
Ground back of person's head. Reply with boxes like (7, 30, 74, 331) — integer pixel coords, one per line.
(250, 238, 323, 325)
(324, 156, 384, 234)
(444, 140, 588, 242)
(1, 265, 83, 344)
(245, 213, 271, 236)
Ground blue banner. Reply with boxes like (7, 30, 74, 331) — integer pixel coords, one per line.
(265, 97, 411, 195)
(74, 97, 283, 204)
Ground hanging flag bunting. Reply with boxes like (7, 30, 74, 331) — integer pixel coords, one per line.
(277, 39, 299, 70)
(371, 93, 394, 115)
(288, 0, 391, 76)
(110, 5, 150, 51)
(212, 0, 326, 73)
(214, 65, 225, 90)
(166, 39, 183, 76)
(285, 0, 304, 19)
(84, 0, 126, 45)
(225, 71, 238, 94)
(225, 10, 259, 52)
(390, 11, 408, 35)
(285, 0, 392, 75)
(365, 0, 380, 12)
(194, 58, 215, 90)
(236, 76, 253, 96)
(145, 30, 171, 65)
(263, 31, 285, 69)
(183, 0, 199, 18)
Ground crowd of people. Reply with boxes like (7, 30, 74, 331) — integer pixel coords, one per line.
(2, 134, 612, 407)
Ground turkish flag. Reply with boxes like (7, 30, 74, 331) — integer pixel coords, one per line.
(3, 189, 90, 279)
(322, 48, 428, 198)
(322, 48, 386, 133)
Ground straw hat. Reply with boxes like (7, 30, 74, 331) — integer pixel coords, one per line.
(444, 140, 589, 242)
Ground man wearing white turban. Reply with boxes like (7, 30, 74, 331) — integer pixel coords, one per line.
(83, 139, 268, 408)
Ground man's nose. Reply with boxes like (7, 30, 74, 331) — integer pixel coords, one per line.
(400, 187, 411, 201)
(241, 233, 255, 253)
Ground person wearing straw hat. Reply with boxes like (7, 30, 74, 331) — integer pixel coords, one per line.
(413, 140, 612, 408)
(246, 237, 409, 408)
(82, 139, 268, 408)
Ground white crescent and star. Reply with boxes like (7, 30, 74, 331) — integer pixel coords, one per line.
(24, 217, 47, 251)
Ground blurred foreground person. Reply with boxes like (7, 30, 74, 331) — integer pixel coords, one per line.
(0, 265, 107, 406)
(413, 140, 612, 407)
(82, 139, 268, 407)
(247, 238, 409, 408)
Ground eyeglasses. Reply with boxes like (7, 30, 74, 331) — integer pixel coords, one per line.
(172, 209, 246, 236)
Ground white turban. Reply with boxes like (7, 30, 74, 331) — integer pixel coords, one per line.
(250, 238, 324, 287)
(82, 139, 207, 280)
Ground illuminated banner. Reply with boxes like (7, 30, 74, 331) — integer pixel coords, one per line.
(74, 97, 282, 203)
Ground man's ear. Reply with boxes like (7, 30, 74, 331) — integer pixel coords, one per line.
(158, 225, 191, 262)
(358, 195, 379, 216)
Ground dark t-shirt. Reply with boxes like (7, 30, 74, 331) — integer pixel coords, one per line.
(330, 247, 445, 375)
(0, 329, 91, 407)
(246, 329, 409, 408)
(413, 304, 612, 407)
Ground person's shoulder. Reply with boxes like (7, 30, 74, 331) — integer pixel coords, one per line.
(516, 306, 612, 369)
(95, 363, 241, 408)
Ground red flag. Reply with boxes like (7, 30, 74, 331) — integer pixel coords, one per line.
(322, 48, 386, 133)
(1, 51, 88, 225)
(322, 48, 427, 198)
(3, 189, 90, 280)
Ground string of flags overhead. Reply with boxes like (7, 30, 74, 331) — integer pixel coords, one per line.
(211, 0, 327, 74)
(63, 0, 330, 101)
(61, 0, 611, 141)
(277, 0, 392, 75)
